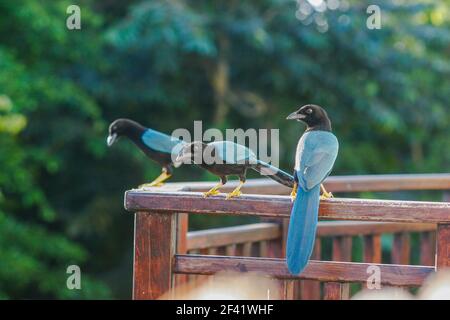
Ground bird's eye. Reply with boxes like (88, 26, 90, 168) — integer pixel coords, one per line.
(306, 108, 313, 114)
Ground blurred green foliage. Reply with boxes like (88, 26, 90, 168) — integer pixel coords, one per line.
(0, 0, 448, 298)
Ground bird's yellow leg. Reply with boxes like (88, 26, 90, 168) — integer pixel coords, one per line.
(203, 182, 223, 198)
(290, 183, 298, 202)
(320, 184, 333, 200)
(139, 171, 172, 188)
(226, 181, 244, 200)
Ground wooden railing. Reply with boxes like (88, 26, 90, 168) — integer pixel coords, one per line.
(124, 173, 450, 300)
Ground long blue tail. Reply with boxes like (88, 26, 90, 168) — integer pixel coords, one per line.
(286, 184, 320, 274)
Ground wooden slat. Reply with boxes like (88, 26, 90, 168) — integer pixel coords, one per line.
(392, 233, 411, 265)
(324, 282, 349, 300)
(164, 174, 450, 194)
(363, 235, 382, 263)
(323, 174, 450, 192)
(187, 223, 280, 250)
(174, 213, 189, 287)
(436, 224, 450, 268)
(300, 240, 322, 300)
(327, 236, 352, 299)
(133, 212, 176, 299)
(332, 236, 352, 262)
(317, 221, 436, 237)
(420, 232, 435, 266)
(174, 255, 434, 286)
(125, 191, 450, 223)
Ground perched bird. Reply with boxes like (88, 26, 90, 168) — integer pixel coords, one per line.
(285, 104, 339, 274)
(176, 141, 294, 199)
(107, 119, 185, 187)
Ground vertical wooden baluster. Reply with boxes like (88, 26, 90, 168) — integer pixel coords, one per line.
(226, 244, 236, 256)
(392, 233, 411, 265)
(300, 239, 322, 300)
(324, 282, 349, 300)
(243, 242, 252, 256)
(364, 234, 382, 263)
(436, 224, 450, 269)
(174, 214, 188, 288)
(200, 248, 209, 255)
(420, 232, 434, 266)
(266, 238, 282, 258)
(260, 241, 268, 257)
(323, 236, 352, 300)
(217, 246, 226, 256)
(251, 242, 261, 257)
(133, 211, 177, 300)
(235, 243, 244, 256)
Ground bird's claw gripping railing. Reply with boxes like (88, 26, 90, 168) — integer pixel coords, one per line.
(124, 174, 450, 300)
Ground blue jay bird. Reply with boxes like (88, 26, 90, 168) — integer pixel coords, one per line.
(107, 119, 186, 187)
(285, 104, 339, 274)
(177, 141, 294, 199)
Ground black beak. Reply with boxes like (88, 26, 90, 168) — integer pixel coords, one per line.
(286, 111, 304, 120)
(107, 133, 118, 146)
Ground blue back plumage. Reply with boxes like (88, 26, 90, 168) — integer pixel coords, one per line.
(209, 141, 257, 164)
(141, 129, 186, 158)
(286, 130, 338, 274)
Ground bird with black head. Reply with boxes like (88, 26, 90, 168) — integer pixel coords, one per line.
(176, 140, 294, 199)
(285, 104, 339, 275)
(107, 119, 186, 187)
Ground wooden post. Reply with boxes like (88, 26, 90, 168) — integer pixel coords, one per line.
(133, 211, 177, 300)
(436, 224, 450, 269)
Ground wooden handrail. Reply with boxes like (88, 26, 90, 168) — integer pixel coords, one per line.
(127, 174, 450, 299)
(174, 255, 434, 286)
(163, 173, 450, 195)
(186, 221, 436, 250)
(125, 191, 450, 223)
(187, 223, 280, 250)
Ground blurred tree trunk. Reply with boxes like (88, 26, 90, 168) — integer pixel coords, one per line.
(211, 34, 230, 125)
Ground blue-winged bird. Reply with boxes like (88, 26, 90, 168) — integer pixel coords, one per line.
(176, 141, 294, 199)
(107, 119, 186, 187)
(285, 104, 338, 274)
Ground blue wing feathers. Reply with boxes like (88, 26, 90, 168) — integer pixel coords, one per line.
(141, 129, 186, 156)
(286, 184, 320, 274)
(286, 130, 338, 274)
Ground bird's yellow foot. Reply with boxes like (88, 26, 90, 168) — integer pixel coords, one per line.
(139, 172, 172, 189)
(226, 189, 242, 200)
(290, 183, 298, 202)
(139, 181, 164, 188)
(203, 182, 223, 198)
(203, 189, 221, 198)
(320, 184, 333, 200)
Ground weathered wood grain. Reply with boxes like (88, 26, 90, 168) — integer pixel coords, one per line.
(300, 240, 322, 300)
(125, 191, 450, 223)
(392, 233, 411, 265)
(187, 223, 280, 250)
(317, 221, 436, 236)
(420, 232, 435, 266)
(164, 174, 450, 194)
(133, 212, 176, 299)
(174, 254, 434, 286)
(436, 224, 450, 268)
(363, 234, 382, 263)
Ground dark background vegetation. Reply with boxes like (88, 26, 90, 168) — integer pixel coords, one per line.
(0, 0, 448, 299)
